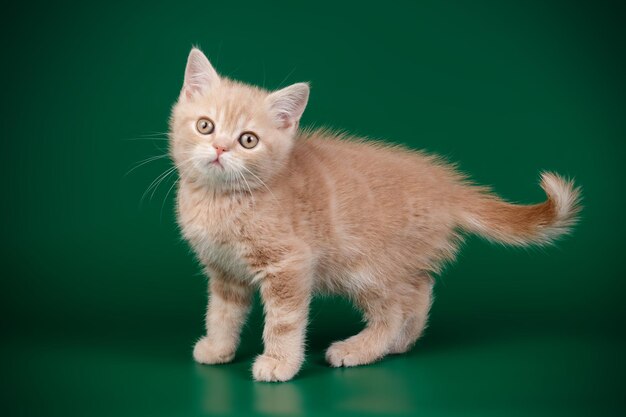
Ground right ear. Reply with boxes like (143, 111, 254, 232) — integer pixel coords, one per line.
(181, 47, 220, 100)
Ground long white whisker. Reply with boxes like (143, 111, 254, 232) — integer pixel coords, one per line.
(142, 166, 177, 204)
(239, 164, 279, 203)
(123, 137, 169, 141)
(237, 170, 255, 209)
(227, 169, 240, 198)
(149, 157, 197, 200)
(160, 178, 179, 222)
(125, 154, 169, 176)
(140, 131, 171, 137)
(136, 153, 198, 208)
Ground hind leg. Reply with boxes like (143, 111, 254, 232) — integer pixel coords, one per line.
(325, 289, 405, 367)
(389, 276, 434, 354)
(325, 272, 434, 367)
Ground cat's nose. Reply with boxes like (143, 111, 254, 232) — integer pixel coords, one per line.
(213, 145, 228, 157)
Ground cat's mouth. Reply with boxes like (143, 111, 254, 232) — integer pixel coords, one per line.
(210, 158, 224, 169)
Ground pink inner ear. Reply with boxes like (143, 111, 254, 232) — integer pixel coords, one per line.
(181, 73, 214, 100)
(182, 82, 204, 100)
(182, 85, 194, 100)
(276, 112, 294, 129)
(266, 83, 309, 129)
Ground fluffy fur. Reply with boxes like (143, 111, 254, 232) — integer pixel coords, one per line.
(169, 48, 581, 382)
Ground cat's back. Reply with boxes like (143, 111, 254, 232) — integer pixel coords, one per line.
(291, 129, 462, 192)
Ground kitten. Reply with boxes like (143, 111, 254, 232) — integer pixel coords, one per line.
(169, 48, 581, 382)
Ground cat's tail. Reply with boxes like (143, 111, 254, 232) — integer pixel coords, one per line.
(457, 172, 582, 246)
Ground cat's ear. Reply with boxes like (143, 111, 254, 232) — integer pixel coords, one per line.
(181, 47, 220, 100)
(265, 82, 310, 130)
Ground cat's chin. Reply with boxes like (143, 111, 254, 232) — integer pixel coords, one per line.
(195, 161, 225, 174)
(190, 165, 232, 184)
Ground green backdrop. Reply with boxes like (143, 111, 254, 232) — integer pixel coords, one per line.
(2, 1, 624, 416)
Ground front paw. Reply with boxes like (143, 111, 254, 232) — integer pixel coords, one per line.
(252, 354, 300, 382)
(193, 337, 235, 364)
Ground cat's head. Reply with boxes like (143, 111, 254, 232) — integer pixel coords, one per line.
(169, 48, 309, 191)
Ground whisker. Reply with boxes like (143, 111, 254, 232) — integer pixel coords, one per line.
(229, 169, 245, 203)
(160, 177, 179, 222)
(142, 166, 178, 204)
(125, 154, 169, 176)
(140, 131, 171, 137)
(123, 137, 169, 141)
(239, 164, 279, 203)
(237, 170, 255, 209)
(137, 153, 196, 208)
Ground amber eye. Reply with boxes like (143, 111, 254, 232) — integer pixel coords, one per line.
(196, 118, 215, 135)
(238, 132, 259, 149)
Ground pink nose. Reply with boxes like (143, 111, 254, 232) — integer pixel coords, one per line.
(213, 145, 228, 157)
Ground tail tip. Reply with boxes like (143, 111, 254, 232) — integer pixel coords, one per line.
(540, 171, 582, 228)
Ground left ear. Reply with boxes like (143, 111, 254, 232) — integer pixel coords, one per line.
(265, 82, 310, 130)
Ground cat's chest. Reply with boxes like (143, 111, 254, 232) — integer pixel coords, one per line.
(177, 186, 253, 279)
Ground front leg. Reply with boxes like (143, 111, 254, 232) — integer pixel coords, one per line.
(253, 264, 312, 382)
(193, 271, 253, 365)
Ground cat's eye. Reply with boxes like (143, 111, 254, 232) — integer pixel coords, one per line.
(196, 118, 215, 135)
(238, 132, 259, 149)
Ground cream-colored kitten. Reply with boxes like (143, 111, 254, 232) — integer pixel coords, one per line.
(170, 48, 581, 382)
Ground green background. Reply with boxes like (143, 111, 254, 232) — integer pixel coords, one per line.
(2, 1, 625, 416)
